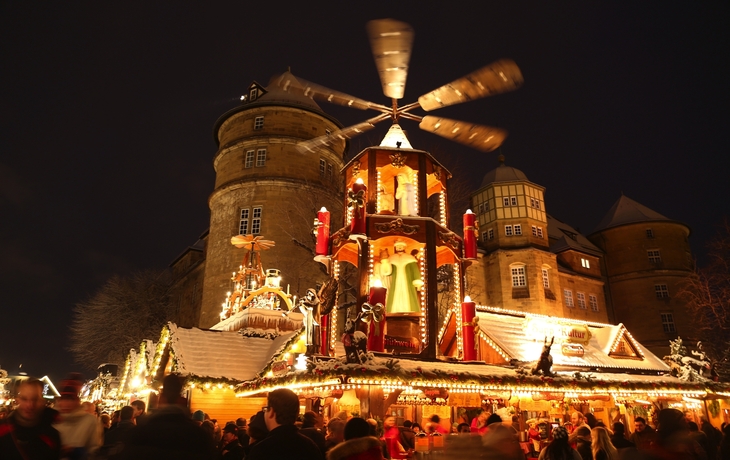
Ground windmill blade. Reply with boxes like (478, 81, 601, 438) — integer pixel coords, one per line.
(295, 117, 387, 153)
(419, 116, 507, 152)
(418, 59, 524, 111)
(367, 19, 414, 99)
(274, 72, 389, 112)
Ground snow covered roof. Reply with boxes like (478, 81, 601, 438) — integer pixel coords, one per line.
(167, 323, 301, 382)
(210, 307, 303, 332)
(474, 306, 669, 373)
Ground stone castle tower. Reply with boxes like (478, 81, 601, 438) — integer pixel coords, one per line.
(198, 77, 347, 327)
(468, 157, 608, 323)
(589, 195, 694, 355)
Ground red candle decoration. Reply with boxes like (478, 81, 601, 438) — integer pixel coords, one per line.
(463, 209, 477, 260)
(461, 296, 477, 361)
(315, 207, 330, 255)
(365, 280, 387, 352)
(320, 313, 329, 356)
(349, 178, 367, 235)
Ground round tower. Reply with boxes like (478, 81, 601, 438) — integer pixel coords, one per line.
(589, 195, 693, 356)
(199, 77, 347, 328)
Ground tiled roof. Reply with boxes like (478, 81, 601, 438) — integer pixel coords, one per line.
(475, 307, 669, 373)
(169, 323, 300, 381)
(592, 195, 672, 233)
(547, 215, 603, 256)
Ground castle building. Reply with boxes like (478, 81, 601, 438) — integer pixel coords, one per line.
(165, 77, 697, 358)
(468, 157, 608, 324)
(589, 195, 695, 356)
(167, 77, 348, 328)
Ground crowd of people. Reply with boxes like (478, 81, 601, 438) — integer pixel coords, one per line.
(3, 374, 730, 459)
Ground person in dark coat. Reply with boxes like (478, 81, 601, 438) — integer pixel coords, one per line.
(573, 426, 593, 460)
(327, 417, 384, 460)
(300, 411, 327, 456)
(0, 378, 61, 460)
(219, 423, 244, 460)
(246, 388, 323, 460)
(398, 420, 415, 451)
(100, 405, 136, 457)
(610, 422, 635, 450)
(114, 374, 215, 460)
(234, 417, 250, 449)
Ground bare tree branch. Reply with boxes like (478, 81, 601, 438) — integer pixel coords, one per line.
(69, 269, 177, 370)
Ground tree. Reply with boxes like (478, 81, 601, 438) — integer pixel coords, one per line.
(678, 218, 730, 361)
(69, 269, 177, 370)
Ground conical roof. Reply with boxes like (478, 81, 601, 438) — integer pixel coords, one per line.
(379, 123, 413, 149)
(592, 195, 671, 233)
(259, 72, 324, 112)
(480, 155, 528, 187)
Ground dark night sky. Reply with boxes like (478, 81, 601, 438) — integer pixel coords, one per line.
(1, 2, 728, 384)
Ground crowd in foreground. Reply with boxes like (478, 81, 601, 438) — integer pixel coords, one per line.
(2, 374, 730, 460)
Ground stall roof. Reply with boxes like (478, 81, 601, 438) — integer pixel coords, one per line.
(475, 306, 669, 373)
(168, 323, 301, 382)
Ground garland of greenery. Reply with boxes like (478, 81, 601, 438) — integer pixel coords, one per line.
(237, 357, 727, 395)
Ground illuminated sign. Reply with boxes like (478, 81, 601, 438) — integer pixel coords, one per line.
(525, 318, 592, 345)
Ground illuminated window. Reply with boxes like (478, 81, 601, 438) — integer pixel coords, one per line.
(646, 228, 654, 238)
(648, 250, 661, 263)
(482, 231, 488, 242)
(488, 228, 494, 240)
(581, 258, 590, 269)
(564, 289, 574, 308)
(256, 149, 267, 167)
(530, 198, 535, 207)
(254, 116, 264, 130)
(535, 200, 540, 210)
(542, 268, 550, 289)
(532, 225, 537, 236)
(245, 150, 255, 168)
(589, 294, 599, 312)
(661, 313, 676, 333)
(510, 196, 517, 206)
(511, 266, 526, 287)
(239, 209, 250, 235)
(514, 224, 522, 235)
(319, 159, 326, 176)
(251, 207, 262, 234)
(327, 163, 333, 179)
(655, 284, 670, 299)
(503, 197, 510, 207)
(537, 227, 543, 238)
(577, 292, 586, 309)
(505, 225, 513, 236)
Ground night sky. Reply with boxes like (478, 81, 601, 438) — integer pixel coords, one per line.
(1, 2, 728, 384)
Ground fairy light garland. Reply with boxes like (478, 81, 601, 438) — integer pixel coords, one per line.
(439, 190, 447, 226)
(419, 247, 427, 344)
(331, 261, 340, 352)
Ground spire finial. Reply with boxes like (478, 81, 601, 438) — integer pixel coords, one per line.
(498, 153, 505, 165)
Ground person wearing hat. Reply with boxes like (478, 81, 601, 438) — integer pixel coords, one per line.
(54, 376, 101, 459)
(192, 410, 206, 425)
(245, 410, 269, 455)
(539, 426, 581, 460)
(220, 422, 244, 460)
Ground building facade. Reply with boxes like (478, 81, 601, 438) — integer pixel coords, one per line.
(589, 195, 695, 357)
(467, 157, 609, 324)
